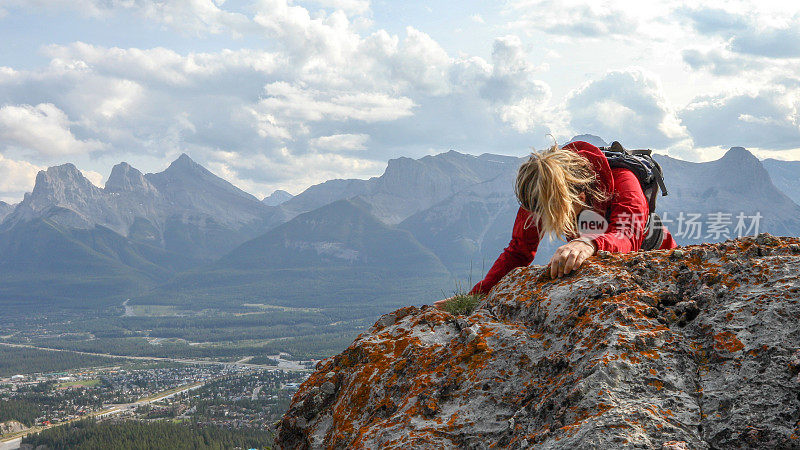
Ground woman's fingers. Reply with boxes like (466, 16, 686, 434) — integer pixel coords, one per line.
(551, 242, 594, 278)
(549, 251, 563, 278)
(550, 247, 569, 278)
(563, 249, 580, 274)
(569, 248, 591, 274)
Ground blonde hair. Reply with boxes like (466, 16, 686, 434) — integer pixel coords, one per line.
(515, 143, 609, 240)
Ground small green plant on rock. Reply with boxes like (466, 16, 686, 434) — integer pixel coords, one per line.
(441, 293, 484, 316)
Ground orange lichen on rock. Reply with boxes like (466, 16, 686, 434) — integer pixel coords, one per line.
(276, 234, 800, 449)
(713, 331, 745, 353)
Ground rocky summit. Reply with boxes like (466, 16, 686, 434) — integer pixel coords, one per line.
(277, 234, 800, 449)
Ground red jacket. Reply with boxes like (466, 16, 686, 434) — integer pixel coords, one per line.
(470, 141, 677, 295)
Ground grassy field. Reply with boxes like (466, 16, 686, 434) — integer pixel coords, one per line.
(56, 378, 102, 388)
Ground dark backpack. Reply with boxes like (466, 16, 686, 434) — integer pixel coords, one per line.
(598, 141, 669, 251)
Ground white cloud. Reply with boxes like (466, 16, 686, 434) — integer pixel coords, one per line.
(678, 4, 800, 58)
(506, 0, 640, 38)
(4, 0, 252, 36)
(681, 48, 758, 76)
(303, 0, 370, 15)
(566, 69, 690, 149)
(470, 14, 484, 24)
(253, 0, 362, 65)
(0, 103, 105, 156)
(0, 153, 43, 201)
(391, 27, 452, 96)
(251, 82, 415, 140)
(81, 169, 104, 187)
(309, 133, 369, 151)
(207, 147, 382, 197)
(135, 0, 253, 36)
(679, 88, 800, 150)
(0, 2, 576, 200)
(42, 43, 280, 87)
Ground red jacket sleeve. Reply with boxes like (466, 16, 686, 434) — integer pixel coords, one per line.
(470, 207, 538, 295)
(593, 168, 649, 253)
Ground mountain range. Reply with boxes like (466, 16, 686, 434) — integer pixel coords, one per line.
(654, 147, 800, 244)
(1, 155, 278, 262)
(1, 136, 799, 312)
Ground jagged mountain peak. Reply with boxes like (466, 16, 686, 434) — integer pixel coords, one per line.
(159, 153, 212, 178)
(0, 162, 115, 232)
(37, 162, 83, 179)
(568, 134, 608, 148)
(712, 146, 770, 184)
(147, 153, 259, 201)
(720, 146, 759, 164)
(31, 163, 98, 197)
(262, 189, 293, 206)
(171, 152, 197, 167)
(105, 162, 157, 194)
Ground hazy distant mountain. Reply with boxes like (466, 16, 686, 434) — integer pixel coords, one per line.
(567, 134, 608, 148)
(762, 158, 800, 206)
(145, 154, 267, 227)
(279, 150, 520, 225)
(262, 189, 293, 206)
(134, 199, 451, 310)
(0, 201, 13, 222)
(654, 147, 800, 244)
(1, 154, 275, 262)
(2, 164, 125, 232)
(399, 167, 520, 280)
(0, 154, 280, 308)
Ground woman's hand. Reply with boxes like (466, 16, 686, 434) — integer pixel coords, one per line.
(549, 238, 597, 279)
(433, 296, 454, 310)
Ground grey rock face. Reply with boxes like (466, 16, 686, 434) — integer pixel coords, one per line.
(277, 234, 800, 449)
(3, 164, 125, 232)
(144, 153, 267, 228)
(105, 162, 158, 194)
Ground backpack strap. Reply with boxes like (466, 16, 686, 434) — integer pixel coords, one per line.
(599, 141, 669, 251)
(641, 213, 665, 251)
(630, 149, 668, 196)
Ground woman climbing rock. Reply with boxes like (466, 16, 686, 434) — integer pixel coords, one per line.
(436, 140, 678, 306)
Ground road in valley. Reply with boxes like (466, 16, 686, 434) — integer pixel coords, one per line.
(0, 341, 312, 372)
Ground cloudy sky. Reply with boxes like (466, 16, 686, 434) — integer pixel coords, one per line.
(0, 0, 799, 202)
